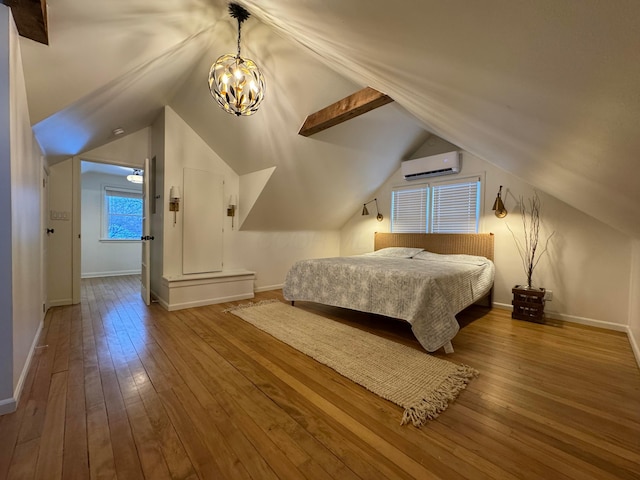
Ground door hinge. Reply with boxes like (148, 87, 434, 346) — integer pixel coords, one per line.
(42, 303, 45, 313)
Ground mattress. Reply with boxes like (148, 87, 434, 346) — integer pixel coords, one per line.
(283, 249, 495, 351)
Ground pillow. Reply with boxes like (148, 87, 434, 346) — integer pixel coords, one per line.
(413, 250, 489, 265)
(364, 247, 424, 258)
(411, 250, 440, 261)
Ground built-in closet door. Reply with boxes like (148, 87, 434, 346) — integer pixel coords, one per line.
(182, 168, 223, 274)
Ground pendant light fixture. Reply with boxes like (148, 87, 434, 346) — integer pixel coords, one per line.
(127, 169, 143, 184)
(208, 3, 266, 116)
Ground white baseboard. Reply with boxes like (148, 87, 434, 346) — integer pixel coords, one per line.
(1, 318, 44, 416)
(254, 283, 284, 293)
(14, 319, 44, 407)
(49, 298, 73, 307)
(156, 298, 169, 310)
(149, 288, 171, 311)
(628, 328, 640, 369)
(0, 397, 16, 415)
(492, 302, 628, 332)
(165, 293, 255, 311)
(151, 287, 255, 312)
(81, 269, 141, 279)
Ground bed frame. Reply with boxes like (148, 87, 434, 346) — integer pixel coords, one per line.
(374, 232, 495, 353)
(374, 232, 495, 262)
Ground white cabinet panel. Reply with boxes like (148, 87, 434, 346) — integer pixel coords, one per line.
(182, 168, 223, 274)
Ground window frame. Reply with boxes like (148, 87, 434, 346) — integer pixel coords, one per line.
(390, 173, 484, 234)
(100, 185, 143, 242)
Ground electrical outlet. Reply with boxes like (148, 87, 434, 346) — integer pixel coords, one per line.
(544, 290, 553, 301)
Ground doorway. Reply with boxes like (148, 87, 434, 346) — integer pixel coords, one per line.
(78, 160, 144, 282)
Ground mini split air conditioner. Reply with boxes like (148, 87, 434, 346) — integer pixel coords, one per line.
(401, 151, 461, 180)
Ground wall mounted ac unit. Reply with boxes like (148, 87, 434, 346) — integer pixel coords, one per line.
(401, 151, 460, 180)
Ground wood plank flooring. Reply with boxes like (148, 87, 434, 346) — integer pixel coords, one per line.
(1, 275, 639, 479)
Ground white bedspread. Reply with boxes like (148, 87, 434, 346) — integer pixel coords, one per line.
(282, 252, 495, 352)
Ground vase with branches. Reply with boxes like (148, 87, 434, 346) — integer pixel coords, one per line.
(506, 192, 555, 289)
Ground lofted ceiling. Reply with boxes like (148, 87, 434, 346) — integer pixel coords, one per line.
(14, 0, 640, 236)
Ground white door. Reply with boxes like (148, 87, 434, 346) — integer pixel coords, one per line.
(41, 167, 49, 316)
(141, 158, 151, 305)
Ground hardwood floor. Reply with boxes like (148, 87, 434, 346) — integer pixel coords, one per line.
(1, 275, 639, 479)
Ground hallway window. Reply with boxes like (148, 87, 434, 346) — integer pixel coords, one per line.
(103, 187, 143, 240)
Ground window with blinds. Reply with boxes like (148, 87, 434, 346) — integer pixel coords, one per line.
(431, 180, 480, 233)
(390, 176, 481, 234)
(103, 187, 143, 240)
(391, 186, 428, 233)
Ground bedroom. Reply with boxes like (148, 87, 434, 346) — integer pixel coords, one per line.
(1, 1, 639, 478)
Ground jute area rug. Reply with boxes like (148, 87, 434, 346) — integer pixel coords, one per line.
(225, 300, 478, 427)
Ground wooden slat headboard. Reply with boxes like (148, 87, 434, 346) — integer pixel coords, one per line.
(374, 233, 495, 262)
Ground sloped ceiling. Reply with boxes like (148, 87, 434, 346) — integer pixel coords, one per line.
(17, 0, 640, 236)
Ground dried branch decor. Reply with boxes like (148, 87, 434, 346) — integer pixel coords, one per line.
(506, 192, 555, 289)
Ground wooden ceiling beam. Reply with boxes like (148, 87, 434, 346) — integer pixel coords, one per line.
(2, 0, 48, 45)
(298, 86, 393, 137)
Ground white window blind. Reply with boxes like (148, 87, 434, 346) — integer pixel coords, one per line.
(430, 180, 480, 233)
(391, 175, 482, 234)
(391, 186, 428, 233)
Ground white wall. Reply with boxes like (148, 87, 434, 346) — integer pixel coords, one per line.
(49, 108, 341, 306)
(48, 158, 75, 306)
(0, 5, 14, 409)
(227, 231, 341, 291)
(1, 6, 45, 414)
(160, 106, 237, 278)
(10, 17, 44, 406)
(152, 106, 340, 298)
(341, 138, 633, 330)
(82, 128, 149, 169)
(81, 171, 142, 278)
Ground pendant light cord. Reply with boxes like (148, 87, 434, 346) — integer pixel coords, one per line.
(228, 2, 250, 59)
(237, 19, 242, 58)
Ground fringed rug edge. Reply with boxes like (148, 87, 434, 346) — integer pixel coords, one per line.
(401, 364, 479, 427)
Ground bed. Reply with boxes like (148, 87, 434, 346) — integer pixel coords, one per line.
(282, 233, 495, 353)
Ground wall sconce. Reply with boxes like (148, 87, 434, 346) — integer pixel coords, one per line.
(362, 198, 383, 222)
(492, 185, 507, 218)
(169, 186, 181, 224)
(227, 195, 237, 229)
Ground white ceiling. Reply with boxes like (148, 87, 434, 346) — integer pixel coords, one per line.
(18, 0, 640, 236)
(80, 161, 135, 177)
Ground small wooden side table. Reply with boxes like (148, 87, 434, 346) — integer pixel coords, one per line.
(512, 286, 545, 323)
